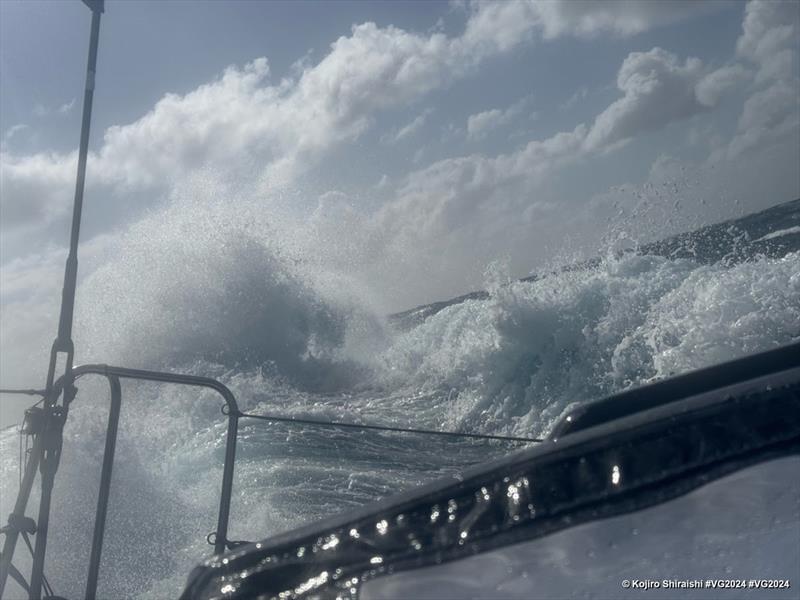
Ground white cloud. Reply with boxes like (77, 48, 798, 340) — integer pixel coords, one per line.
(467, 108, 505, 139)
(584, 48, 709, 151)
(32, 98, 77, 118)
(466, 0, 793, 169)
(355, 32, 783, 301)
(0, 0, 734, 239)
(0, 150, 77, 230)
(524, 0, 727, 39)
(384, 108, 433, 144)
(459, 1, 540, 53)
(719, 0, 800, 160)
(737, 0, 799, 82)
(3, 0, 796, 321)
(560, 87, 589, 111)
(695, 64, 751, 107)
(739, 80, 798, 136)
(458, 0, 724, 47)
(466, 96, 533, 140)
(1, 124, 28, 147)
(0, 3, 546, 235)
(726, 80, 800, 158)
(57, 98, 77, 114)
(361, 124, 587, 302)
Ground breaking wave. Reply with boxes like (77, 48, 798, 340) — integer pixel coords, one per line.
(1, 197, 799, 598)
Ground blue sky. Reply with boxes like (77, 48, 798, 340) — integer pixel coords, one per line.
(1, 1, 799, 408)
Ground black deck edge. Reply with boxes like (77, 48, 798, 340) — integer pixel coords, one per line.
(550, 341, 800, 438)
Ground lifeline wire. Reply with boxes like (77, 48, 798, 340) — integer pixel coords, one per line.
(237, 410, 543, 443)
(2, 385, 541, 442)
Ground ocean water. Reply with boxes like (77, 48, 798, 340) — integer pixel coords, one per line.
(1, 199, 798, 599)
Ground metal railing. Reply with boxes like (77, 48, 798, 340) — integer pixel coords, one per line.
(63, 365, 241, 600)
(1, 363, 541, 599)
(0, 364, 240, 600)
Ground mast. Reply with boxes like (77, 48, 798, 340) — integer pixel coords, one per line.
(0, 2, 104, 598)
(30, 1, 104, 595)
(46, 1, 103, 386)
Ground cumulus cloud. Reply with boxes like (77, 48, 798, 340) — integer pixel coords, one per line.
(459, 1, 540, 53)
(582, 46, 750, 153)
(584, 48, 708, 151)
(727, 80, 800, 158)
(0, 150, 77, 230)
(0, 0, 734, 239)
(0, 2, 546, 235)
(356, 33, 776, 300)
(737, 0, 799, 83)
(719, 0, 800, 160)
(695, 64, 751, 107)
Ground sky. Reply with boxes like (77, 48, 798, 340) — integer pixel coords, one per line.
(1, 0, 799, 420)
